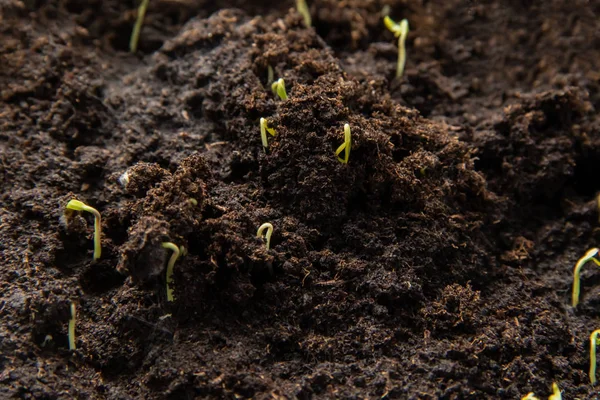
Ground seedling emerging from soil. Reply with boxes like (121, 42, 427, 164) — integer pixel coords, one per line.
(66, 199, 102, 260)
(335, 124, 352, 164)
(521, 383, 561, 400)
(384, 16, 409, 78)
(130, 0, 150, 53)
(68, 302, 76, 351)
(549, 383, 561, 400)
(267, 65, 274, 84)
(162, 242, 181, 302)
(571, 248, 600, 307)
(521, 393, 538, 400)
(260, 118, 277, 149)
(591, 329, 600, 384)
(296, 0, 311, 27)
(257, 223, 274, 250)
(271, 78, 288, 100)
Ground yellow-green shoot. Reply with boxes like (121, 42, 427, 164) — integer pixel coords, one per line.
(521, 393, 538, 400)
(571, 248, 600, 307)
(66, 199, 102, 260)
(68, 302, 76, 350)
(549, 383, 561, 400)
(384, 16, 409, 78)
(260, 118, 277, 149)
(521, 383, 561, 400)
(267, 65, 274, 84)
(296, 0, 311, 28)
(335, 123, 351, 164)
(592, 329, 600, 384)
(271, 78, 288, 100)
(130, 0, 150, 53)
(162, 242, 182, 302)
(257, 223, 274, 250)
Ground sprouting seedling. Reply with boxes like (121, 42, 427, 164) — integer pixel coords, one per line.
(68, 302, 76, 351)
(271, 78, 288, 100)
(267, 65, 274, 85)
(66, 199, 102, 260)
(260, 118, 277, 149)
(521, 393, 538, 400)
(296, 0, 311, 28)
(521, 383, 561, 400)
(592, 329, 600, 384)
(162, 242, 182, 302)
(130, 0, 150, 53)
(548, 383, 561, 400)
(571, 248, 600, 307)
(384, 16, 409, 78)
(257, 223, 274, 250)
(335, 123, 351, 164)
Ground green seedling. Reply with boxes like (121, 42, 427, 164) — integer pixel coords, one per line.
(257, 223, 274, 250)
(571, 248, 600, 307)
(271, 78, 288, 100)
(162, 242, 182, 302)
(592, 329, 600, 384)
(267, 65, 274, 84)
(522, 393, 538, 400)
(549, 383, 561, 400)
(130, 0, 150, 53)
(335, 123, 351, 164)
(66, 199, 102, 260)
(384, 16, 409, 78)
(521, 383, 561, 400)
(296, 0, 311, 27)
(68, 302, 76, 350)
(260, 118, 277, 149)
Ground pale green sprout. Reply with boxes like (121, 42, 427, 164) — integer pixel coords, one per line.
(571, 248, 600, 307)
(162, 242, 183, 302)
(68, 302, 76, 350)
(521, 393, 539, 400)
(257, 223, 274, 251)
(335, 124, 351, 164)
(521, 383, 561, 400)
(267, 65, 274, 85)
(271, 78, 288, 100)
(66, 199, 102, 260)
(260, 118, 277, 149)
(296, 0, 311, 28)
(592, 329, 600, 384)
(548, 383, 561, 400)
(384, 16, 409, 78)
(130, 0, 150, 53)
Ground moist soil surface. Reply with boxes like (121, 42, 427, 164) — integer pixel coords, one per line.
(1, 0, 600, 399)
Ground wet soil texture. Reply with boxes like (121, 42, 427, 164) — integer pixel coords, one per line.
(1, 0, 600, 398)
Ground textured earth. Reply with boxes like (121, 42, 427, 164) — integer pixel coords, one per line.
(1, 0, 600, 398)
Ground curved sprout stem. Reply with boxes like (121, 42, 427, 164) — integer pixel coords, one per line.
(260, 118, 277, 149)
(257, 223, 274, 250)
(384, 16, 409, 78)
(335, 124, 351, 164)
(271, 78, 288, 100)
(162, 242, 181, 302)
(572, 248, 600, 307)
(66, 199, 102, 260)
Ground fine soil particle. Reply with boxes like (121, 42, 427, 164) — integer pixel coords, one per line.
(1, 0, 600, 398)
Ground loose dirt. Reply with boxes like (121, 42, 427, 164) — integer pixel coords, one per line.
(1, 0, 599, 398)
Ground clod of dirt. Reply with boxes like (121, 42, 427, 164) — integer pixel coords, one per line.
(117, 216, 170, 282)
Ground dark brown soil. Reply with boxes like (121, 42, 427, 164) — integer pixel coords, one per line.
(1, 0, 600, 398)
